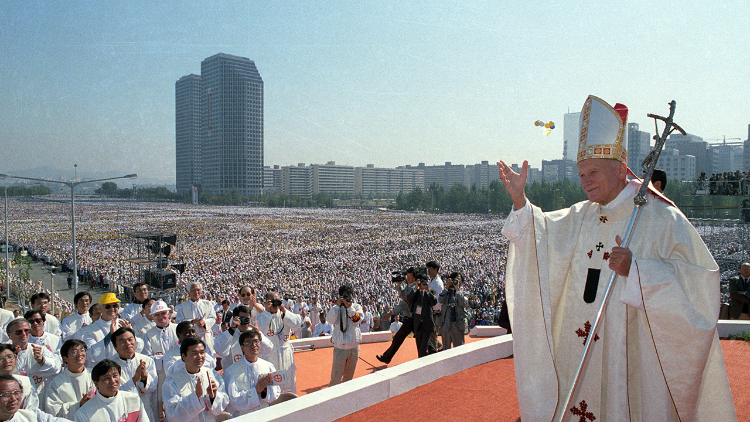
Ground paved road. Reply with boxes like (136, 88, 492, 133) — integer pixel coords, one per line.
(6, 260, 111, 314)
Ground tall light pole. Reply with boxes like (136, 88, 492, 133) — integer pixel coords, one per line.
(0, 172, 137, 297)
(0, 175, 8, 305)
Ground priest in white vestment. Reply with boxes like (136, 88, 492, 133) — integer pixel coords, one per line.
(175, 282, 216, 354)
(256, 292, 302, 394)
(0, 345, 38, 410)
(162, 337, 230, 422)
(75, 359, 150, 422)
(6, 318, 61, 397)
(61, 292, 93, 341)
(498, 95, 737, 422)
(44, 339, 95, 419)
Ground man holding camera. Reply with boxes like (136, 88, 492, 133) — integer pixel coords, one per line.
(326, 285, 363, 386)
(376, 268, 419, 365)
(407, 272, 438, 358)
(438, 272, 469, 350)
(256, 292, 302, 394)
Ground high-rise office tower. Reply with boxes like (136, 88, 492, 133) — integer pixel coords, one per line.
(200, 53, 264, 196)
(175, 74, 202, 195)
(563, 112, 580, 163)
(627, 123, 651, 175)
(176, 53, 264, 197)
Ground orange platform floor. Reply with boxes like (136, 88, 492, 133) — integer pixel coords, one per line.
(290, 336, 750, 422)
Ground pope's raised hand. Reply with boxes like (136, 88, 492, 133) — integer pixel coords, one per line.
(498, 160, 529, 210)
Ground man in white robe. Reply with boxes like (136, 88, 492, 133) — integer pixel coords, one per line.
(162, 337, 230, 422)
(76, 293, 144, 367)
(213, 306, 273, 370)
(163, 322, 217, 377)
(75, 359, 150, 422)
(0, 345, 38, 410)
(175, 282, 216, 354)
(498, 95, 737, 422)
(44, 339, 95, 419)
(61, 292, 93, 341)
(121, 282, 149, 322)
(0, 375, 68, 422)
(30, 293, 62, 338)
(109, 327, 158, 422)
(222, 330, 291, 417)
(141, 300, 178, 420)
(256, 292, 302, 394)
(25, 310, 62, 355)
(6, 318, 61, 397)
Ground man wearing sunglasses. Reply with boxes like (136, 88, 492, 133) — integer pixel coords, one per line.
(29, 293, 62, 339)
(6, 317, 61, 397)
(76, 293, 144, 367)
(25, 309, 61, 355)
(230, 286, 265, 324)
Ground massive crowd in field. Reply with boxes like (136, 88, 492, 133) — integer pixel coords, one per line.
(4, 199, 508, 325)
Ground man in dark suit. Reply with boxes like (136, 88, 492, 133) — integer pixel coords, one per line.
(729, 262, 750, 319)
(407, 273, 437, 358)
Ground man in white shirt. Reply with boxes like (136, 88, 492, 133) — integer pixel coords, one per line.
(0, 344, 38, 410)
(76, 293, 143, 367)
(222, 330, 295, 417)
(109, 327, 157, 422)
(230, 286, 265, 325)
(61, 292, 93, 341)
(359, 305, 373, 333)
(163, 337, 231, 422)
(176, 283, 216, 354)
(214, 306, 273, 370)
(307, 297, 322, 329)
(0, 374, 67, 422)
(291, 296, 307, 315)
(30, 293, 62, 338)
(327, 284, 363, 386)
(24, 310, 62, 355)
(163, 322, 217, 377)
(141, 300, 178, 420)
(75, 359, 149, 422)
(132, 298, 157, 337)
(7, 318, 61, 396)
(426, 260, 444, 351)
(120, 283, 149, 322)
(256, 292, 302, 394)
(312, 312, 333, 337)
(45, 339, 95, 419)
(389, 315, 402, 335)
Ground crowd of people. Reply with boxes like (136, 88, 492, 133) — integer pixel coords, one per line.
(3, 200, 509, 328)
(697, 170, 750, 196)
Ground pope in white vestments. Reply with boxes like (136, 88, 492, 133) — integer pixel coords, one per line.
(498, 95, 737, 422)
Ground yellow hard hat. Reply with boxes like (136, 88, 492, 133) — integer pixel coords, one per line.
(99, 293, 121, 305)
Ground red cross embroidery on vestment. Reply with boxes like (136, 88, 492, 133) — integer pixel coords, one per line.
(575, 321, 600, 345)
(587, 250, 593, 259)
(570, 399, 596, 421)
(602, 252, 610, 261)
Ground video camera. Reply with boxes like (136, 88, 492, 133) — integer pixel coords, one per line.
(391, 266, 428, 284)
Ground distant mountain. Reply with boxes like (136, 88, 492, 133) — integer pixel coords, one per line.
(4, 166, 174, 189)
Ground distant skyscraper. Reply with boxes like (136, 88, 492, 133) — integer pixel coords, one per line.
(627, 123, 651, 175)
(175, 53, 264, 197)
(563, 112, 580, 163)
(200, 53, 264, 196)
(175, 74, 202, 195)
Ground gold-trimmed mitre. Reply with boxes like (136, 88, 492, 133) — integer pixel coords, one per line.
(577, 95, 629, 163)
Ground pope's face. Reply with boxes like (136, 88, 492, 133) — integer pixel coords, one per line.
(578, 159, 627, 206)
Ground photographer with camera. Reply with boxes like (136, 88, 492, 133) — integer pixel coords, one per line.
(438, 272, 469, 350)
(256, 292, 302, 394)
(376, 267, 418, 365)
(407, 270, 438, 358)
(326, 284, 363, 386)
(214, 305, 273, 370)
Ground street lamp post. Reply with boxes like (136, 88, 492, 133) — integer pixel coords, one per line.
(1, 176, 8, 305)
(0, 172, 137, 298)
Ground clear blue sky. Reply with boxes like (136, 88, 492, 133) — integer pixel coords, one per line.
(2, 1, 748, 182)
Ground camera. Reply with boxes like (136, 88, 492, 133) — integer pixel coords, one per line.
(342, 293, 352, 303)
(391, 270, 406, 283)
(271, 299, 282, 307)
(239, 317, 250, 325)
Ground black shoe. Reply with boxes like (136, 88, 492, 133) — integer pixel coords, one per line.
(376, 354, 390, 364)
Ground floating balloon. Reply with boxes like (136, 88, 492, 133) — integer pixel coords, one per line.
(534, 120, 555, 136)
